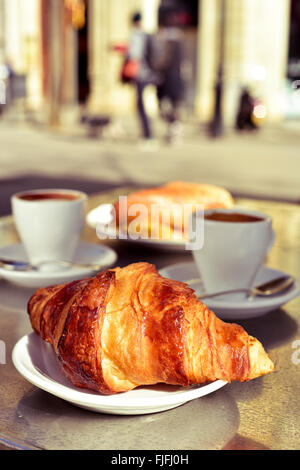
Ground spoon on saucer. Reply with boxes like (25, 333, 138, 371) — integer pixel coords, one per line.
(186, 276, 295, 299)
(0, 258, 104, 272)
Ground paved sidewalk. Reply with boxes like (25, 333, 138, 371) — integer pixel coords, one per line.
(0, 116, 300, 203)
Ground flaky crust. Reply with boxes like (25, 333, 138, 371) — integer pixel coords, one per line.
(114, 181, 234, 240)
(28, 263, 274, 394)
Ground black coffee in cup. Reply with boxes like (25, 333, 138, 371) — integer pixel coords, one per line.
(204, 212, 264, 223)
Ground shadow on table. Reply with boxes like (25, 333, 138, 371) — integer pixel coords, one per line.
(0, 281, 36, 312)
(235, 308, 297, 350)
(14, 385, 240, 450)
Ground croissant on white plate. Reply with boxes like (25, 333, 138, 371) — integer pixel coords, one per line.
(114, 181, 234, 240)
(28, 262, 274, 395)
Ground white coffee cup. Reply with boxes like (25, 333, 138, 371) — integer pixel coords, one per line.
(11, 189, 87, 266)
(189, 207, 275, 294)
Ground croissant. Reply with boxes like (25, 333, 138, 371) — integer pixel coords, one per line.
(114, 181, 234, 240)
(28, 262, 274, 395)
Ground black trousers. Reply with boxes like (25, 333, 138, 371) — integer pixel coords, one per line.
(136, 82, 152, 139)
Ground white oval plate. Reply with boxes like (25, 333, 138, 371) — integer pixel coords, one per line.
(159, 262, 300, 320)
(86, 204, 189, 253)
(12, 333, 227, 415)
(0, 242, 118, 288)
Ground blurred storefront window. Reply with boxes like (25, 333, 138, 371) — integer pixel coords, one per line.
(158, 0, 199, 28)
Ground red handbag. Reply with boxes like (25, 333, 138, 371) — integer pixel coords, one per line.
(121, 59, 140, 83)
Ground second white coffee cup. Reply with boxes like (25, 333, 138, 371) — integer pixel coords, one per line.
(189, 207, 275, 294)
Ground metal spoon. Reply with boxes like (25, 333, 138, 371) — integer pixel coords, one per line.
(185, 276, 295, 299)
(0, 258, 104, 272)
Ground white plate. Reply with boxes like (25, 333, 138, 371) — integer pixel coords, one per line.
(86, 204, 189, 253)
(159, 262, 300, 320)
(12, 333, 227, 415)
(0, 242, 117, 288)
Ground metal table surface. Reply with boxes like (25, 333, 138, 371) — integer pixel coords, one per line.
(0, 187, 299, 451)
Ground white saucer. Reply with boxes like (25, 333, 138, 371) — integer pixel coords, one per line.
(159, 262, 300, 320)
(86, 204, 189, 253)
(0, 242, 118, 288)
(12, 333, 227, 415)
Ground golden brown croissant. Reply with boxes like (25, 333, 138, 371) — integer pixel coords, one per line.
(28, 262, 274, 395)
(114, 181, 234, 240)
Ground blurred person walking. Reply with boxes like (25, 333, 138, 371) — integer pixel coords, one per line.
(121, 12, 158, 148)
(235, 88, 258, 131)
(152, 26, 184, 144)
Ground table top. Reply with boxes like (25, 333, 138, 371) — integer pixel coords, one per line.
(0, 187, 300, 451)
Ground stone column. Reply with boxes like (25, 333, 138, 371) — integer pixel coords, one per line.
(87, 0, 110, 114)
(195, 0, 220, 122)
(19, 0, 44, 111)
(222, 0, 291, 124)
(141, 0, 160, 33)
(60, 5, 80, 126)
(3, 0, 23, 71)
(0, 0, 5, 65)
(195, 0, 291, 125)
(0, 0, 5, 106)
(47, 0, 64, 126)
(1, 0, 44, 112)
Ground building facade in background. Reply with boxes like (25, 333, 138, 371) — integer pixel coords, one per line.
(0, 0, 295, 127)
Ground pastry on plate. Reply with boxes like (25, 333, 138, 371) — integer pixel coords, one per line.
(28, 262, 274, 395)
(114, 181, 234, 241)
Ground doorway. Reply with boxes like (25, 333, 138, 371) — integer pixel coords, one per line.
(77, 0, 90, 104)
(286, 0, 300, 118)
(157, 0, 200, 110)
